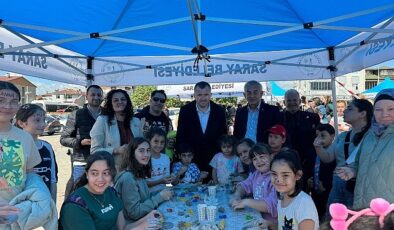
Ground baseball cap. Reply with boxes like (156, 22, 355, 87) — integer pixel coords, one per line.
(267, 124, 287, 138)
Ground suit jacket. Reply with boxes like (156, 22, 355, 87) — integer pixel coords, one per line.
(175, 101, 227, 171)
(233, 100, 283, 143)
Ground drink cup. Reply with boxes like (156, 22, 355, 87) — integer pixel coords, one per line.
(197, 204, 207, 222)
(208, 186, 216, 197)
(207, 206, 217, 222)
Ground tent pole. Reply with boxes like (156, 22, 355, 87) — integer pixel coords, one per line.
(86, 57, 93, 87)
(328, 47, 338, 135)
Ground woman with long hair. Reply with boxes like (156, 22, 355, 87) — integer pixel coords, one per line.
(90, 89, 143, 170)
(314, 98, 373, 208)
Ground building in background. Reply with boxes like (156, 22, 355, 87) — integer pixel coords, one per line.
(0, 74, 37, 104)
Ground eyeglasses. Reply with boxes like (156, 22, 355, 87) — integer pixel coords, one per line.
(152, 97, 166, 103)
(0, 98, 21, 108)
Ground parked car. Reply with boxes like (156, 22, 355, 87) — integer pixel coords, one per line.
(168, 108, 180, 130)
(51, 114, 68, 133)
(44, 114, 62, 135)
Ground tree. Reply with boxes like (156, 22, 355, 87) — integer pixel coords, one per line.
(131, 86, 156, 108)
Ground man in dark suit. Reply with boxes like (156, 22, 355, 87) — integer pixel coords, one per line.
(176, 81, 227, 173)
(234, 80, 282, 143)
(282, 89, 320, 185)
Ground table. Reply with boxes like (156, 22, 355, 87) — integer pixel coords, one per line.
(158, 184, 263, 230)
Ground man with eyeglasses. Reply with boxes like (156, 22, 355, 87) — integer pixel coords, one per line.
(234, 80, 282, 143)
(60, 85, 103, 198)
(135, 90, 173, 137)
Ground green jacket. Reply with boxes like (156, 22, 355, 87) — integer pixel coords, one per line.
(353, 125, 394, 209)
(114, 170, 164, 222)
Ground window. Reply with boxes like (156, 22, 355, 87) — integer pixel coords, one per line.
(66, 95, 72, 99)
(310, 82, 332, 91)
(56, 95, 60, 99)
(365, 80, 377, 90)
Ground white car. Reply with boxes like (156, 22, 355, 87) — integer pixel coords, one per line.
(168, 108, 180, 130)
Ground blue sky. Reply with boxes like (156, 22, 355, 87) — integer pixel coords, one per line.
(2, 59, 394, 95)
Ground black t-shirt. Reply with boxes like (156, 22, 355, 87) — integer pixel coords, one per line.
(34, 140, 58, 190)
(135, 106, 172, 137)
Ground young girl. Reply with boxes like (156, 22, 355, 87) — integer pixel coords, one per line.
(230, 143, 278, 225)
(271, 149, 319, 230)
(0, 82, 41, 202)
(172, 146, 201, 184)
(114, 137, 173, 224)
(146, 127, 173, 193)
(236, 138, 255, 174)
(210, 135, 244, 185)
(15, 104, 58, 202)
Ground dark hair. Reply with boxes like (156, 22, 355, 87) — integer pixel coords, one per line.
(270, 148, 303, 198)
(15, 104, 45, 128)
(320, 212, 394, 230)
(236, 138, 255, 149)
(248, 143, 271, 159)
(146, 127, 167, 144)
(102, 89, 133, 129)
(120, 137, 151, 179)
(316, 123, 335, 135)
(150, 90, 167, 100)
(86, 84, 103, 94)
(194, 81, 211, 90)
(0, 81, 21, 101)
(218, 134, 236, 152)
(178, 144, 194, 155)
(350, 99, 373, 146)
(73, 151, 116, 192)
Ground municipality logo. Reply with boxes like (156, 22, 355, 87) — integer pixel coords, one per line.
(298, 53, 322, 76)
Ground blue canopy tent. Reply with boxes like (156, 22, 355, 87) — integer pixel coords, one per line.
(0, 1, 393, 87)
(269, 81, 286, 97)
(363, 77, 394, 94)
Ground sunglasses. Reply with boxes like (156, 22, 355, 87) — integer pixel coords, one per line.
(152, 97, 166, 103)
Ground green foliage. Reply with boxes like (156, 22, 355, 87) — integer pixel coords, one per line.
(166, 97, 185, 108)
(131, 86, 156, 108)
(212, 97, 238, 106)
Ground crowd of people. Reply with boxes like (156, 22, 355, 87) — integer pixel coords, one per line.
(0, 79, 393, 230)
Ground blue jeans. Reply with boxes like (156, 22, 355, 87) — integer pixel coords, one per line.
(327, 174, 354, 208)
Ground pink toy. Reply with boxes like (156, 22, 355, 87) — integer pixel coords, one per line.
(329, 198, 394, 230)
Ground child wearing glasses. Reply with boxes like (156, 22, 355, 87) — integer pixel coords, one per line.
(172, 146, 204, 184)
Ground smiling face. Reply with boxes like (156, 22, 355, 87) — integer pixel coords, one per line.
(149, 134, 165, 155)
(0, 89, 20, 123)
(87, 87, 103, 108)
(134, 141, 151, 165)
(244, 84, 263, 108)
(236, 143, 252, 165)
(252, 153, 271, 174)
(374, 99, 394, 126)
(284, 91, 301, 113)
(315, 130, 334, 148)
(17, 110, 46, 137)
(111, 92, 128, 113)
(150, 92, 166, 115)
(86, 160, 112, 194)
(270, 160, 302, 195)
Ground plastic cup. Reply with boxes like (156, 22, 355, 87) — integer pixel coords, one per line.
(206, 206, 217, 222)
(208, 186, 216, 197)
(197, 204, 207, 222)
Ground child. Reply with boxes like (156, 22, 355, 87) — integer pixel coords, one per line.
(172, 146, 201, 184)
(230, 143, 278, 225)
(15, 104, 58, 202)
(146, 127, 173, 193)
(210, 135, 244, 185)
(114, 137, 173, 223)
(271, 149, 319, 230)
(267, 124, 287, 156)
(165, 130, 177, 161)
(236, 138, 255, 175)
(308, 124, 336, 220)
(0, 82, 41, 202)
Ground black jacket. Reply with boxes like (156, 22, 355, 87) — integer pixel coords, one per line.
(175, 101, 227, 172)
(60, 105, 98, 162)
(233, 100, 283, 143)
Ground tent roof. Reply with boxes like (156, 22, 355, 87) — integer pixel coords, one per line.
(363, 77, 394, 94)
(0, 1, 394, 86)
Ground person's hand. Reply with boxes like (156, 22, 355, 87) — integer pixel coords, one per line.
(161, 175, 173, 184)
(229, 195, 241, 206)
(0, 203, 19, 224)
(80, 138, 91, 146)
(147, 210, 163, 230)
(313, 137, 324, 148)
(199, 171, 209, 180)
(114, 144, 128, 155)
(231, 199, 247, 210)
(335, 167, 356, 181)
(179, 165, 188, 175)
(160, 188, 173, 201)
